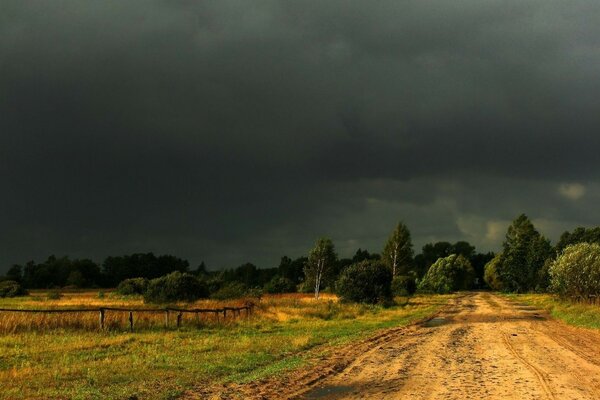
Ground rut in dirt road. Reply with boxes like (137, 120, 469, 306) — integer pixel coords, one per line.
(296, 292, 600, 400)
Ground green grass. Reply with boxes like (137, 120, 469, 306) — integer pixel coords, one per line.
(0, 294, 450, 399)
(503, 293, 600, 330)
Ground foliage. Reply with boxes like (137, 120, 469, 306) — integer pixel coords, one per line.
(210, 282, 249, 300)
(418, 254, 475, 293)
(496, 214, 552, 292)
(391, 275, 417, 296)
(414, 241, 478, 278)
(381, 222, 414, 277)
(103, 253, 189, 286)
(0, 280, 27, 298)
(144, 272, 208, 303)
(483, 254, 504, 291)
(304, 238, 337, 299)
(20, 256, 102, 289)
(549, 243, 600, 299)
(336, 260, 393, 304)
(116, 278, 149, 295)
(555, 227, 600, 255)
(47, 290, 62, 300)
(277, 256, 308, 285)
(264, 276, 297, 294)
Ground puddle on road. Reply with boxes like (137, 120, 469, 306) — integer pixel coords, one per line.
(302, 385, 355, 399)
(423, 317, 448, 327)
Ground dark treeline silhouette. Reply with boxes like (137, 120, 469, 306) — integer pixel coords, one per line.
(3, 215, 600, 297)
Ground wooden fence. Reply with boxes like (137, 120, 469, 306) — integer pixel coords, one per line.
(0, 304, 255, 332)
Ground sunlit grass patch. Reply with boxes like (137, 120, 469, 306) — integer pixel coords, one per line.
(0, 292, 451, 399)
(504, 293, 600, 330)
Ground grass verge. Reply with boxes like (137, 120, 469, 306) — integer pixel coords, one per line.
(504, 293, 600, 330)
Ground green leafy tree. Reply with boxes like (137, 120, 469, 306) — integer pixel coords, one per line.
(336, 260, 392, 304)
(498, 214, 552, 292)
(382, 222, 414, 277)
(555, 227, 600, 254)
(550, 243, 600, 299)
(304, 238, 337, 299)
(418, 254, 475, 293)
(483, 254, 504, 291)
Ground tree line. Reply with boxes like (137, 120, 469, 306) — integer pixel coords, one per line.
(2, 214, 600, 301)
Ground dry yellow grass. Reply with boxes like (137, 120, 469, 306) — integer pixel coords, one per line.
(0, 291, 451, 399)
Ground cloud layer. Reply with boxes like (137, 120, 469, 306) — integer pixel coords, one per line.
(1, 1, 600, 270)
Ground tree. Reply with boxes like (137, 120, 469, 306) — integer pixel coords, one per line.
(483, 254, 504, 291)
(278, 256, 307, 284)
(382, 222, 414, 277)
(336, 260, 392, 304)
(304, 238, 337, 299)
(418, 254, 475, 293)
(555, 227, 600, 254)
(144, 272, 208, 303)
(497, 214, 552, 292)
(550, 243, 600, 300)
(6, 265, 23, 283)
(414, 241, 476, 278)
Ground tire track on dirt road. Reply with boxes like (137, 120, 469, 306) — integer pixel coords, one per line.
(501, 333, 556, 400)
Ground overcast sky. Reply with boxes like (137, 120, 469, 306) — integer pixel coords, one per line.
(1, 1, 599, 272)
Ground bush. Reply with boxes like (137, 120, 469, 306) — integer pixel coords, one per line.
(117, 278, 149, 295)
(391, 275, 417, 297)
(46, 290, 62, 300)
(144, 272, 209, 303)
(264, 276, 296, 294)
(550, 243, 600, 299)
(419, 254, 475, 294)
(484, 254, 504, 291)
(336, 260, 392, 304)
(0, 280, 27, 298)
(210, 282, 248, 300)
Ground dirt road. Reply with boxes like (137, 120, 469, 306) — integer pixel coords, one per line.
(291, 292, 600, 400)
(202, 292, 600, 399)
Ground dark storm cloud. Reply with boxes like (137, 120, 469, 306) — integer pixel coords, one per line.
(1, 0, 600, 271)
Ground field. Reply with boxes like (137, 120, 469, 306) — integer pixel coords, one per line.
(0, 291, 449, 399)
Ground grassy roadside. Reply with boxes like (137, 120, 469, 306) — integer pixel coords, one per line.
(503, 293, 600, 330)
(0, 293, 451, 400)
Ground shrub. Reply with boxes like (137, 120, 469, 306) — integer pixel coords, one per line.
(419, 254, 475, 294)
(484, 254, 504, 291)
(210, 282, 248, 300)
(117, 278, 149, 295)
(391, 275, 417, 297)
(336, 260, 392, 304)
(264, 276, 296, 294)
(0, 280, 27, 298)
(550, 242, 600, 299)
(46, 290, 62, 300)
(143, 272, 208, 303)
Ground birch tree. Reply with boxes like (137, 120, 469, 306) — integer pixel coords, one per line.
(304, 238, 337, 299)
(382, 222, 414, 277)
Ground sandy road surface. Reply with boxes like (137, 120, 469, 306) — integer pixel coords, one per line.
(188, 292, 600, 399)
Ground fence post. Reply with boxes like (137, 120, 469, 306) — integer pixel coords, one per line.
(165, 310, 169, 328)
(99, 308, 105, 330)
(223, 309, 227, 319)
(129, 311, 134, 332)
(177, 312, 183, 328)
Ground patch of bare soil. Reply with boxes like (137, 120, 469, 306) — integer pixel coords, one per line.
(182, 293, 600, 399)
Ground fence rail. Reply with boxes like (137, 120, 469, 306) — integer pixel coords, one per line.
(0, 304, 255, 331)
